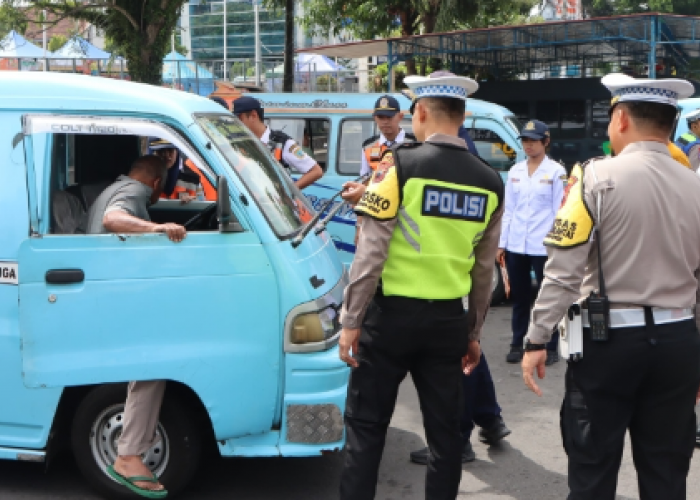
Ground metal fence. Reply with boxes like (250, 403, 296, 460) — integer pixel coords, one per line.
(0, 57, 375, 95)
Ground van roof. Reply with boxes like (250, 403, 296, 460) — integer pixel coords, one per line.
(0, 72, 224, 121)
(252, 92, 516, 118)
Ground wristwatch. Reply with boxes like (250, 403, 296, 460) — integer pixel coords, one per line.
(524, 339, 547, 352)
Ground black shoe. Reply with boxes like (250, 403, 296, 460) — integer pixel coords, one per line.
(545, 350, 560, 366)
(478, 416, 511, 445)
(461, 441, 476, 463)
(506, 346, 523, 363)
(409, 442, 476, 465)
(410, 446, 429, 465)
(696, 429, 700, 447)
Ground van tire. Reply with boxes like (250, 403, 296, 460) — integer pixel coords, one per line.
(71, 383, 203, 499)
(491, 264, 506, 305)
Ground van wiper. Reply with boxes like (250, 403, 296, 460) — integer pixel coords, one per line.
(291, 174, 369, 248)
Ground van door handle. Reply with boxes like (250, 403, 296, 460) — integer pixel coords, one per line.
(45, 269, 85, 284)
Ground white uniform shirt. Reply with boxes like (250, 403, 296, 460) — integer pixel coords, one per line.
(359, 129, 408, 177)
(499, 156, 567, 256)
(261, 126, 317, 174)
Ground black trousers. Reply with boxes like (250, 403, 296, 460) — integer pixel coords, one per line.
(340, 294, 469, 500)
(562, 316, 700, 500)
(460, 353, 501, 441)
(506, 251, 558, 350)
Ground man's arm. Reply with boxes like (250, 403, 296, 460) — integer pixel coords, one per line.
(295, 164, 323, 189)
(689, 144, 700, 173)
(467, 204, 504, 341)
(103, 211, 186, 243)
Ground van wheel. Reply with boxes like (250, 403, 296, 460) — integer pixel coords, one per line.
(491, 264, 506, 305)
(71, 383, 203, 499)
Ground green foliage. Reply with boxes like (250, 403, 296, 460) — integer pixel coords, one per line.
(47, 34, 67, 52)
(581, 0, 700, 16)
(316, 74, 337, 91)
(0, 0, 186, 84)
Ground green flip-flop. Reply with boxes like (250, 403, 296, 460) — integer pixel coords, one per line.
(107, 465, 168, 499)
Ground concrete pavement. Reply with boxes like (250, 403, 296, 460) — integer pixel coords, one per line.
(0, 304, 698, 499)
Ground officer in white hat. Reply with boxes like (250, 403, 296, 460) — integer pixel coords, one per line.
(675, 108, 700, 171)
(338, 72, 504, 499)
(522, 73, 700, 499)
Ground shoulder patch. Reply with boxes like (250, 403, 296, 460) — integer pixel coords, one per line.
(543, 162, 594, 249)
(362, 135, 380, 148)
(355, 165, 399, 220)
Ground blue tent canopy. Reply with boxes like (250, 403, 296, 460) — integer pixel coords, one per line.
(0, 30, 48, 58)
(50, 36, 112, 59)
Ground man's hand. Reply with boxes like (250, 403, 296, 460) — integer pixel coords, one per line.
(462, 340, 481, 375)
(341, 182, 366, 205)
(496, 248, 505, 264)
(522, 349, 547, 396)
(155, 223, 187, 243)
(339, 327, 361, 368)
(179, 194, 196, 205)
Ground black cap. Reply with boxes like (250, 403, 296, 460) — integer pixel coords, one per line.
(519, 120, 550, 140)
(373, 95, 400, 117)
(232, 96, 262, 115)
(210, 96, 229, 110)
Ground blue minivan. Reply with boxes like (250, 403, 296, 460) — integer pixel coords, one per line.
(256, 92, 525, 303)
(0, 72, 349, 498)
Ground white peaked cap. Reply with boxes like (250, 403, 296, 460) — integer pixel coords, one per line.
(404, 72, 479, 101)
(602, 73, 694, 108)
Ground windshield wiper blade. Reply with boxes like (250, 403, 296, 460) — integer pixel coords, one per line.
(291, 174, 369, 248)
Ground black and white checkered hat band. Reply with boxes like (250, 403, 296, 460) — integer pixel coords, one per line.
(414, 85, 468, 100)
(613, 86, 679, 106)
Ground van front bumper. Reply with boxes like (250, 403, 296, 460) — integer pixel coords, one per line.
(279, 345, 349, 456)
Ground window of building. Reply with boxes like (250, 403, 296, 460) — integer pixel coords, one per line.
(337, 119, 413, 176)
(591, 99, 609, 139)
(534, 100, 586, 140)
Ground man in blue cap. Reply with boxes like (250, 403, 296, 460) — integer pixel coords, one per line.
(232, 96, 323, 189)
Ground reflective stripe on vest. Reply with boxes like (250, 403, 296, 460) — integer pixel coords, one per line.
(676, 133, 700, 156)
(363, 142, 389, 171)
(381, 177, 499, 300)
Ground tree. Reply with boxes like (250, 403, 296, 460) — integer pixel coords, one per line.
(301, 0, 537, 75)
(0, 0, 186, 84)
(263, 0, 296, 92)
(580, 0, 700, 17)
(47, 33, 67, 52)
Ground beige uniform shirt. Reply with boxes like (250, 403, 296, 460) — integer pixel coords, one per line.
(526, 141, 700, 344)
(340, 133, 504, 341)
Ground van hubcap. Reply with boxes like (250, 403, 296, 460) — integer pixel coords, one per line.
(89, 403, 170, 480)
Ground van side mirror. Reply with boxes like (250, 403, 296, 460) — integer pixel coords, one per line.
(217, 176, 243, 233)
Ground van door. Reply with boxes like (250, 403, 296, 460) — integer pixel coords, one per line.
(18, 114, 281, 435)
(470, 118, 521, 175)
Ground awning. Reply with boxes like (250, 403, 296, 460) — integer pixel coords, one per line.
(297, 39, 389, 59)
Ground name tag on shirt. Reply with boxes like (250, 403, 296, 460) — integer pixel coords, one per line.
(511, 178, 520, 183)
(540, 179, 553, 185)
(422, 186, 487, 222)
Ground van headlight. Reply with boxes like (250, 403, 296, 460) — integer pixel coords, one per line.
(290, 306, 339, 345)
(284, 269, 348, 353)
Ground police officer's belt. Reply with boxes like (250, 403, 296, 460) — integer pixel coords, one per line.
(581, 307, 693, 328)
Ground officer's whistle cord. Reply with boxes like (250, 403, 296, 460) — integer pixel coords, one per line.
(292, 174, 369, 247)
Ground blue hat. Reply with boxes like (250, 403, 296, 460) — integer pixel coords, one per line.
(519, 120, 550, 140)
(373, 95, 401, 117)
(149, 137, 176, 150)
(232, 96, 262, 115)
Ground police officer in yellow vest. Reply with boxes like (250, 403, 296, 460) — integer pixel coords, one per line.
(675, 109, 700, 172)
(338, 73, 504, 500)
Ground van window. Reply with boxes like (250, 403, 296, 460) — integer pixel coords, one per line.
(197, 113, 311, 238)
(337, 119, 413, 176)
(265, 118, 330, 171)
(468, 128, 517, 171)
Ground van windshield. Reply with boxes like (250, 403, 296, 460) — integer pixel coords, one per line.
(196, 113, 310, 238)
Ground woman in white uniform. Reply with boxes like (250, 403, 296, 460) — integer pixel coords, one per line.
(497, 120, 566, 365)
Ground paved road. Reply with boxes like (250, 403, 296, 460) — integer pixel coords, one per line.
(1, 305, 699, 499)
